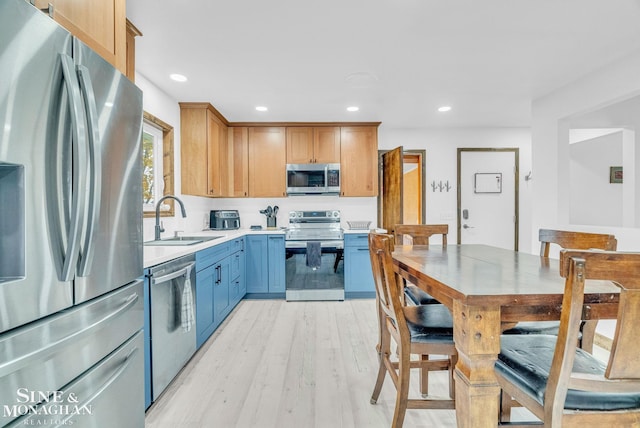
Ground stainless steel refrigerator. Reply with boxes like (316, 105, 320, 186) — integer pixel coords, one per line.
(0, 0, 145, 426)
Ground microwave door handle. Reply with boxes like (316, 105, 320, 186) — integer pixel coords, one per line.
(58, 54, 88, 282)
(76, 64, 102, 277)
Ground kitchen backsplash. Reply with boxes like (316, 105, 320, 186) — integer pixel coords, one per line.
(142, 195, 378, 241)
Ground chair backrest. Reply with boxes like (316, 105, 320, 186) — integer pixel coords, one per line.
(539, 229, 617, 258)
(394, 224, 448, 246)
(368, 233, 409, 341)
(547, 250, 640, 419)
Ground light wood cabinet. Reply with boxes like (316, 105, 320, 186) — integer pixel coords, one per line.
(230, 127, 249, 197)
(180, 103, 229, 197)
(248, 127, 286, 197)
(286, 127, 340, 163)
(340, 126, 379, 196)
(34, 0, 127, 74)
(125, 19, 142, 82)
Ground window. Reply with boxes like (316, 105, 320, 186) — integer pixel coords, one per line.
(142, 112, 174, 217)
(142, 121, 163, 211)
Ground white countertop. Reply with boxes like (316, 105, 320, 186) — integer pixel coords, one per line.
(144, 227, 379, 268)
(144, 228, 285, 268)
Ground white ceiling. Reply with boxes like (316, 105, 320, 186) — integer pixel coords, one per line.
(127, 0, 640, 129)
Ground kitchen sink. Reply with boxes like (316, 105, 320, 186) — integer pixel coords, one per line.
(144, 236, 222, 246)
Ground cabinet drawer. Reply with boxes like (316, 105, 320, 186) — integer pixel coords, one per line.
(344, 233, 370, 248)
(196, 242, 230, 271)
(230, 237, 244, 254)
(230, 251, 243, 280)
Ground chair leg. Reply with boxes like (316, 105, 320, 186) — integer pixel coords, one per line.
(448, 354, 457, 400)
(392, 350, 411, 428)
(580, 320, 597, 353)
(370, 343, 388, 404)
(420, 354, 429, 397)
(371, 308, 391, 405)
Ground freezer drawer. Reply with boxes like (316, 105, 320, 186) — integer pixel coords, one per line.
(0, 280, 143, 427)
(6, 331, 144, 428)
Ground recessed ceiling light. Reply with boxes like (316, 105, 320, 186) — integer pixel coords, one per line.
(347, 106, 359, 112)
(255, 106, 268, 112)
(438, 106, 452, 112)
(169, 73, 188, 82)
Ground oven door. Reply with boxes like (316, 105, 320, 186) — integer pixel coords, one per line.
(285, 241, 344, 301)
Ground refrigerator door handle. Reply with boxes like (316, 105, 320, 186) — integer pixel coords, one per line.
(58, 53, 88, 282)
(76, 64, 102, 277)
(0, 292, 138, 378)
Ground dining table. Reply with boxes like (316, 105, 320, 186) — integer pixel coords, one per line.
(391, 244, 620, 428)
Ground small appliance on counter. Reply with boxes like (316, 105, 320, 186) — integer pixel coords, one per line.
(209, 210, 240, 230)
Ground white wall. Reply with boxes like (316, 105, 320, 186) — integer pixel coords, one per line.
(378, 127, 533, 251)
(569, 132, 623, 226)
(531, 50, 640, 253)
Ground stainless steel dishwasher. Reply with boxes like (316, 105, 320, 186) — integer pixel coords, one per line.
(147, 254, 197, 401)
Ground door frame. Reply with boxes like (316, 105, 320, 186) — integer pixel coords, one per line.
(456, 148, 519, 250)
(377, 149, 427, 227)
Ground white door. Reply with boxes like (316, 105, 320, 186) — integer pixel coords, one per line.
(458, 149, 518, 250)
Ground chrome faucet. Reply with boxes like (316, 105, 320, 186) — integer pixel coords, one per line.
(154, 195, 187, 240)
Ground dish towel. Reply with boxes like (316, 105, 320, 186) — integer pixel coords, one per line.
(306, 241, 322, 270)
(180, 265, 194, 332)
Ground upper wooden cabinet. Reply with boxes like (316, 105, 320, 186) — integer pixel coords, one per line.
(180, 103, 229, 197)
(125, 19, 142, 82)
(286, 127, 340, 164)
(340, 126, 379, 197)
(230, 127, 249, 197)
(34, 0, 127, 74)
(248, 127, 286, 197)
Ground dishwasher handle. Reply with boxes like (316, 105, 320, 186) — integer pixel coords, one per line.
(151, 262, 195, 285)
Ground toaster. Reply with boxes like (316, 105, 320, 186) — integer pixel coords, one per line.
(209, 210, 240, 230)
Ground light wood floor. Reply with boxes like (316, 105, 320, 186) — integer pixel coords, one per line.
(145, 299, 460, 428)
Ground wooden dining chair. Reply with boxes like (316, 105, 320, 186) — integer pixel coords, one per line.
(394, 224, 449, 306)
(368, 233, 456, 428)
(500, 228, 618, 421)
(495, 249, 640, 427)
(503, 229, 618, 351)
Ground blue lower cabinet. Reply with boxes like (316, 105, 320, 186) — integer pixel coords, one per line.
(195, 264, 216, 348)
(267, 235, 285, 293)
(246, 234, 285, 295)
(344, 233, 375, 295)
(246, 235, 268, 293)
(213, 259, 230, 326)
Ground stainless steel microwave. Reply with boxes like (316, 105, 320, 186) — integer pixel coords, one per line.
(286, 163, 340, 195)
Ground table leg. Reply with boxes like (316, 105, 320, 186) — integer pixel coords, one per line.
(452, 301, 502, 428)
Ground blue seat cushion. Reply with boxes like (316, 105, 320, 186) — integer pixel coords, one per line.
(403, 304, 454, 344)
(502, 321, 560, 336)
(496, 335, 640, 411)
(404, 284, 439, 305)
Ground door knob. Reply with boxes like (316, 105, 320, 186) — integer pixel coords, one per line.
(463, 224, 474, 229)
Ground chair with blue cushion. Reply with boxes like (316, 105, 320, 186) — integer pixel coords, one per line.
(503, 229, 618, 350)
(500, 229, 618, 421)
(394, 224, 448, 306)
(495, 249, 640, 427)
(368, 232, 456, 427)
